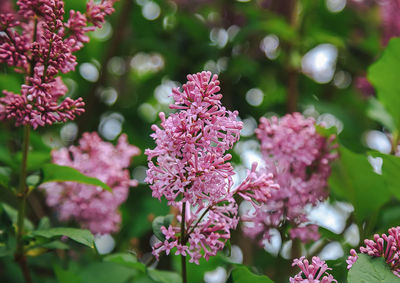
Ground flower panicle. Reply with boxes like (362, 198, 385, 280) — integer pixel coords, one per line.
(146, 71, 278, 264)
(0, 0, 116, 128)
(40, 132, 140, 234)
(242, 113, 338, 245)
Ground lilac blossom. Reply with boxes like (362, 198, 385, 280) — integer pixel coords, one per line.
(346, 226, 400, 278)
(354, 76, 375, 98)
(40, 132, 140, 234)
(0, 0, 13, 14)
(380, 0, 400, 45)
(242, 113, 338, 244)
(0, 0, 116, 129)
(290, 256, 337, 283)
(146, 71, 279, 264)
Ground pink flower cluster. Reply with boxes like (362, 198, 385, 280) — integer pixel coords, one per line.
(146, 71, 279, 264)
(0, 0, 116, 128)
(242, 113, 338, 244)
(380, 0, 400, 45)
(290, 256, 337, 283)
(40, 132, 140, 234)
(347, 226, 400, 278)
(0, 0, 13, 14)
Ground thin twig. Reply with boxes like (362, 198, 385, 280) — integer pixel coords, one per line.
(180, 202, 187, 283)
(15, 125, 32, 283)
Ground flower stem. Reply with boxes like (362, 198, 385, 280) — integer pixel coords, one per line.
(180, 202, 187, 283)
(185, 206, 211, 243)
(291, 238, 301, 260)
(391, 130, 399, 154)
(15, 125, 32, 283)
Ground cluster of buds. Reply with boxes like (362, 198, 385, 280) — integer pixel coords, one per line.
(0, 0, 116, 128)
(347, 226, 400, 278)
(290, 256, 337, 283)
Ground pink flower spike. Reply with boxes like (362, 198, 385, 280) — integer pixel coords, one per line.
(40, 132, 140, 234)
(0, 0, 117, 128)
(242, 113, 338, 245)
(146, 71, 277, 264)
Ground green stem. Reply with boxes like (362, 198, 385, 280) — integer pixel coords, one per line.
(391, 130, 399, 154)
(291, 238, 302, 260)
(15, 125, 32, 283)
(184, 206, 211, 243)
(180, 202, 187, 283)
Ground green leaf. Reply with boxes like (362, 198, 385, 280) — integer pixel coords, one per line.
(0, 245, 12, 257)
(41, 240, 70, 250)
(37, 217, 51, 230)
(41, 164, 111, 192)
(147, 269, 182, 283)
(228, 266, 274, 283)
(104, 253, 146, 272)
(0, 74, 22, 93)
(0, 147, 14, 168)
(0, 167, 11, 188)
(329, 147, 390, 223)
(225, 239, 232, 257)
(379, 206, 400, 231)
(315, 125, 338, 138)
(31, 228, 94, 248)
(1, 203, 34, 231)
(54, 264, 82, 283)
(262, 17, 297, 42)
(16, 151, 51, 171)
(347, 254, 398, 283)
(369, 152, 400, 200)
(368, 37, 400, 131)
(367, 98, 396, 132)
(79, 262, 136, 283)
(26, 174, 41, 187)
(152, 214, 174, 241)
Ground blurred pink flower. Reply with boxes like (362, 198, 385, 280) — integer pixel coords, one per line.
(146, 71, 278, 263)
(242, 113, 338, 244)
(0, 0, 116, 128)
(41, 132, 140, 234)
(0, 0, 13, 14)
(354, 76, 375, 98)
(380, 0, 400, 45)
(290, 256, 337, 283)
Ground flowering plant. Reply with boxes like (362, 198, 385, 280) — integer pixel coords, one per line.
(146, 71, 279, 267)
(0, 0, 115, 128)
